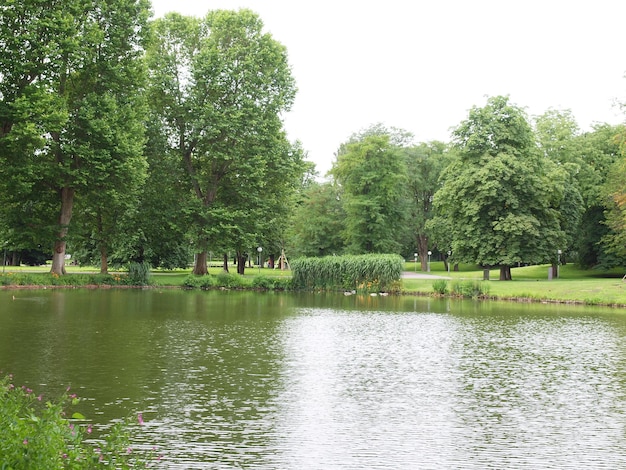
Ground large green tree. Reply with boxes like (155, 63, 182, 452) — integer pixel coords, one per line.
(533, 109, 584, 269)
(0, 0, 150, 274)
(287, 180, 346, 257)
(331, 129, 409, 254)
(146, 10, 299, 275)
(404, 141, 450, 270)
(433, 96, 565, 280)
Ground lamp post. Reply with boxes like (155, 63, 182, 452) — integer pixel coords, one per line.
(557, 249, 562, 279)
(447, 251, 451, 274)
(427, 251, 432, 273)
(414, 252, 418, 272)
(257, 246, 263, 274)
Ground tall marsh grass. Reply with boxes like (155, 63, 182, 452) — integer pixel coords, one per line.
(291, 254, 404, 293)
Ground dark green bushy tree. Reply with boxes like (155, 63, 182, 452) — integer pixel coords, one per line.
(0, 0, 151, 274)
(433, 96, 565, 280)
(331, 129, 409, 254)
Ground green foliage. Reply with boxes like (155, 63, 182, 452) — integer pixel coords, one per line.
(286, 181, 346, 258)
(404, 141, 451, 267)
(291, 254, 403, 292)
(433, 96, 566, 275)
(251, 275, 291, 290)
(450, 280, 491, 299)
(182, 274, 215, 290)
(0, 0, 151, 274)
(127, 262, 152, 286)
(0, 374, 156, 468)
(146, 10, 302, 274)
(331, 129, 409, 254)
(432, 279, 449, 295)
(215, 272, 250, 289)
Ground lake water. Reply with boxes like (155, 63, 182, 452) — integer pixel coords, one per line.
(2, 289, 626, 468)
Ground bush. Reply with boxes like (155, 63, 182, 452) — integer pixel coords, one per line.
(0, 373, 158, 468)
(182, 274, 214, 290)
(127, 262, 152, 286)
(432, 279, 449, 295)
(215, 272, 249, 289)
(251, 275, 292, 290)
(291, 254, 404, 292)
(450, 280, 490, 298)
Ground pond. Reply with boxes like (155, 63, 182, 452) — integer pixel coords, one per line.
(2, 289, 626, 468)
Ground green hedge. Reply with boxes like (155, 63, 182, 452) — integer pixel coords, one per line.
(291, 254, 404, 292)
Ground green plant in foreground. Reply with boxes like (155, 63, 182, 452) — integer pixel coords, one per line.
(0, 374, 160, 468)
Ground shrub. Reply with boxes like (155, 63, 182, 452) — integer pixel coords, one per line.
(87, 273, 125, 286)
(127, 262, 152, 286)
(0, 373, 158, 468)
(432, 279, 449, 295)
(251, 275, 292, 290)
(251, 275, 274, 289)
(215, 272, 249, 289)
(450, 280, 490, 299)
(182, 274, 214, 290)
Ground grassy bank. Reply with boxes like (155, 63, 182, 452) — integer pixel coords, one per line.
(402, 262, 626, 306)
(2, 262, 626, 307)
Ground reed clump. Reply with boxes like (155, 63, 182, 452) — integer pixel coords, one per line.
(291, 254, 404, 293)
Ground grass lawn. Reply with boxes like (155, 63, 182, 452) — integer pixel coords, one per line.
(402, 261, 626, 306)
(4, 261, 626, 307)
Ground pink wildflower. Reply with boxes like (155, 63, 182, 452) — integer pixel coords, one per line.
(137, 413, 144, 425)
(23, 439, 28, 445)
(87, 424, 93, 434)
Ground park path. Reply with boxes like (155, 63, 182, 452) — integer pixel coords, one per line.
(401, 271, 451, 279)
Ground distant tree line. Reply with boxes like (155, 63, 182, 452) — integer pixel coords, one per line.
(288, 97, 626, 280)
(1, 2, 625, 279)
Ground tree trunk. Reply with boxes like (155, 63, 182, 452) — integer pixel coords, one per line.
(499, 265, 512, 281)
(483, 267, 490, 281)
(98, 213, 108, 274)
(193, 250, 208, 275)
(222, 253, 229, 273)
(416, 234, 428, 271)
(551, 263, 558, 279)
(237, 251, 246, 275)
(100, 246, 108, 274)
(51, 187, 75, 275)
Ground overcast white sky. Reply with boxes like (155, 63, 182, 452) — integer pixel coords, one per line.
(150, 0, 626, 176)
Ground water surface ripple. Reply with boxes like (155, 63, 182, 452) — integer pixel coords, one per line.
(2, 290, 626, 468)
